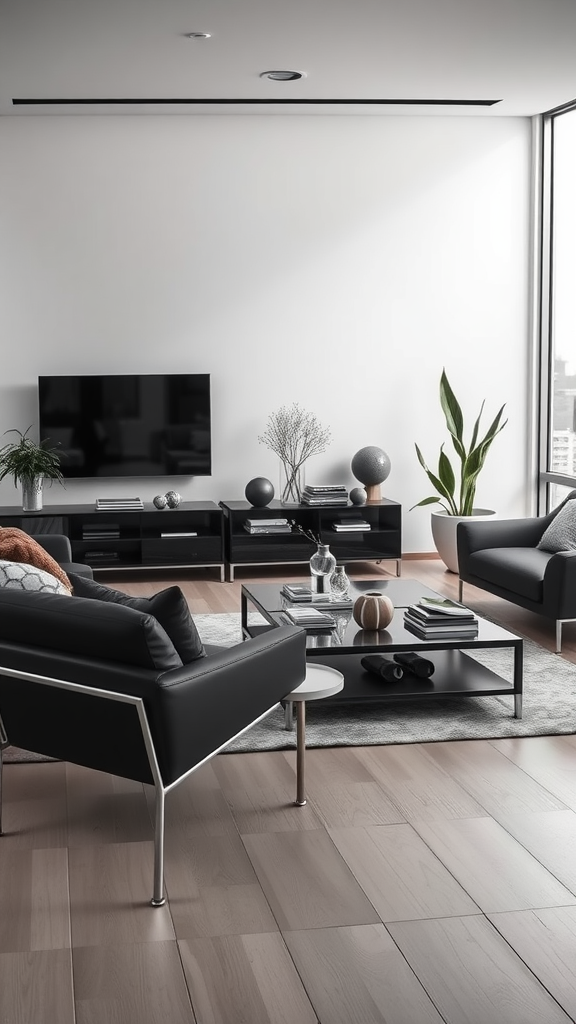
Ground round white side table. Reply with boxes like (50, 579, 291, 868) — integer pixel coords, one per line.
(284, 663, 344, 806)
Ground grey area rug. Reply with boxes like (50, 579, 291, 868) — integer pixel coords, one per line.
(4, 612, 575, 762)
(202, 613, 576, 752)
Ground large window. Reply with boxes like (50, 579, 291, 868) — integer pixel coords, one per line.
(540, 105, 576, 510)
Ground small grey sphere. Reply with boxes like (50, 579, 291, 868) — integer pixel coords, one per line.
(351, 446, 391, 486)
(153, 494, 168, 509)
(349, 486, 367, 506)
(165, 490, 182, 509)
(245, 477, 275, 507)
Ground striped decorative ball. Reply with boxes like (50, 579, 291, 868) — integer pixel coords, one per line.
(353, 592, 394, 630)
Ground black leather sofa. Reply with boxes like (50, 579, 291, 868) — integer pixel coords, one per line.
(0, 585, 306, 905)
(457, 489, 576, 652)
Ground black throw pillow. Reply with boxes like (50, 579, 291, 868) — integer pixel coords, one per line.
(69, 574, 205, 664)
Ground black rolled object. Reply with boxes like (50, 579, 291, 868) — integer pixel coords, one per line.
(361, 655, 404, 682)
(393, 652, 435, 678)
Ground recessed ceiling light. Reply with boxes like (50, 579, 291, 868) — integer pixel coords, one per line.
(260, 70, 306, 82)
(185, 32, 212, 39)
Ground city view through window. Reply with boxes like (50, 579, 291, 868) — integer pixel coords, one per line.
(550, 108, 576, 495)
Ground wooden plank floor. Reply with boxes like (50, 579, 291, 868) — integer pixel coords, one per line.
(2, 557, 576, 1023)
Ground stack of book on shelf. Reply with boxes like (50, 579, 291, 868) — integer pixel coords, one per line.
(95, 497, 143, 511)
(85, 550, 120, 563)
(332, 518, 371, 532)
(243, 518, 292, 535)
(281, 583, 353, 610)
(282, 606, 336, 632)
(82, 523, 120, 541)
(301, 485, 349, 506)
(404, 597, 479, 639)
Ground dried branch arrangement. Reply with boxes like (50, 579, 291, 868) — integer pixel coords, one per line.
(258, 404, 331, 503)
(290, 520, 321, 545)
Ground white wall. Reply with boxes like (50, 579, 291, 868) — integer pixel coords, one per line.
(0, 114, 531, 553)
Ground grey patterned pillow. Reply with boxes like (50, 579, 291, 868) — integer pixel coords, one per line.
(0, 559, 72, 595)
(537, 499, 576, 553)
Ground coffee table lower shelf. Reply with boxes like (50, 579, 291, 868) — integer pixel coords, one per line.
(300, 649, 522, 717)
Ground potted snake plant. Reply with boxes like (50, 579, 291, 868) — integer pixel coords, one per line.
(411, 370, 507, 572)
(0, 426, 64, 511)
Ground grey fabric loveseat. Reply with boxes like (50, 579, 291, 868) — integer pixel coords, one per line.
(457, 490, 576, 652)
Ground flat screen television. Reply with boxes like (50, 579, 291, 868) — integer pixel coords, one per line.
(38, 373, 212, 479)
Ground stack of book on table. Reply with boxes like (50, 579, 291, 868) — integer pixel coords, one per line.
(403, 597, 479, 639)
(301, 485, 349, 506)
(281, 583, 353, 611)
(282, 606, 336, 632)
(243, 518, 292, 535)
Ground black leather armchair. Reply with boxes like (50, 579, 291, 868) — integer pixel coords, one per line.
(0, 589, 306, 905)
(457, 490, 576, 652)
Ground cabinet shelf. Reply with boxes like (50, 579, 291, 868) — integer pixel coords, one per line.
(0, 501, 225, 579)
(220, 499, 402, 582)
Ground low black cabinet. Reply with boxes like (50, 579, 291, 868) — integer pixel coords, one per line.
(220, 499, 402, 582)
(0, 501, 225, 579)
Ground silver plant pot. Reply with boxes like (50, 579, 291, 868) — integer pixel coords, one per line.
(21, 476, 43, 512)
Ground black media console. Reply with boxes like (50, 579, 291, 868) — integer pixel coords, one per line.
(219, 499, 402, 582)
(0, 502, 225, 581)
(0, 497, 402, 582)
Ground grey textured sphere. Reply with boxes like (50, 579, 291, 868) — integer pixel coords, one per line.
(245, 477, 275, 507)
(351, 446, 391, 486)
(349, 487, 367, 506)
(153, 494, 168, 509)
(165, 490, 182, 509)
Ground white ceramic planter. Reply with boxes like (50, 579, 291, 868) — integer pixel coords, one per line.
(431, 508, 496, 574)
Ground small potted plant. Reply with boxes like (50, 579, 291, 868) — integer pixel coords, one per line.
(0, 426, 64, 511)
(411, 370, 507, 572)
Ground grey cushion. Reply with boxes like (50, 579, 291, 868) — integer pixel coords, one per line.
(0, 559, 72, 596)
(467, 547, 552, 603)
(537, 499, 576, 553)
(68, 574, 205, 664)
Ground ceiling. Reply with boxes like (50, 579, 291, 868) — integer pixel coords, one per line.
(1, 0, 576, 118)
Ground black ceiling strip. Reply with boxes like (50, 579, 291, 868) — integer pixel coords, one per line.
(12, 97, 501, 107)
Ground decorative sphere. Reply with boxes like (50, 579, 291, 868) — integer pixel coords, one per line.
(165, 490, 182, 509)
(245, 477, 275, 507)
(153, 494, 168, 509)
(353, 592, 394, 631)
(349, 487, 367, 506)
(351, 446, 391, 486)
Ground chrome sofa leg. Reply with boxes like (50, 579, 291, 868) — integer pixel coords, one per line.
(150, 786, 166, 907)
(284, 700, 294, 731)
(458, 579, 464, 603)
(0, 715, 7, 836)
(556, 620, 563, 654)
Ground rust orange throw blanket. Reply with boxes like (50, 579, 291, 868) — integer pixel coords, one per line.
(0, 527, 72, 592)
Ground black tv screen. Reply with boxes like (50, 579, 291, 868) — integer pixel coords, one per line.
(38, 374, 212, 479)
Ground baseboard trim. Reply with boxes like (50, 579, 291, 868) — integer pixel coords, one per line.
(402, 552, 441, 560)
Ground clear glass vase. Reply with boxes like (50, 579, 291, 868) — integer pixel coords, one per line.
(330, 564, 351, 600)
(280, 461, 304, 504)
(309, 543, 336, 594)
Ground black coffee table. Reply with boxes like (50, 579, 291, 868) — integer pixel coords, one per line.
(241, 579, 523, 719)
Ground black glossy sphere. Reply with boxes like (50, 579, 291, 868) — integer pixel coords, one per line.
(245, 477, 275, 507)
